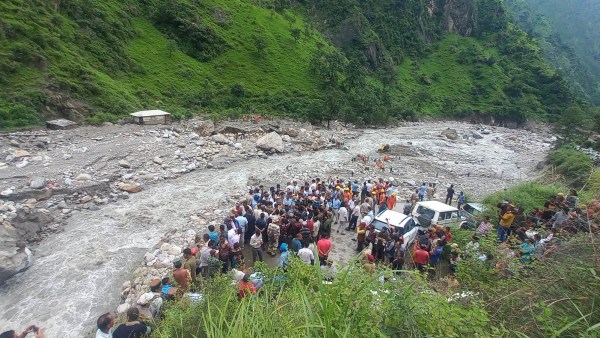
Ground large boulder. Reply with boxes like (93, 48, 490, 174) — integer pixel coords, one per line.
(256, 132, 284, 153)
(0, 221, 33, 283)
(440, 128, 458, 140)
(194, 120, 215, 136)
(211, 133, 231, 145)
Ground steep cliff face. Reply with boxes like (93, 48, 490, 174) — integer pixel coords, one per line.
(428, 0, 475, 36)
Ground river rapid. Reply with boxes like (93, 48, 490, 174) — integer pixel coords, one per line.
(0, 123, 548, 337)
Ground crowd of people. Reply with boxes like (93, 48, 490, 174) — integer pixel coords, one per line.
(88, 176, 597, 337)
(90, 176, 471, 337)
(457, 188, 590, 273)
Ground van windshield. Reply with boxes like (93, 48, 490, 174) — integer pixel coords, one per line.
(463, 204, 481, 216)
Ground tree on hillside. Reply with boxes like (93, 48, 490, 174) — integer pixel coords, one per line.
(166, 39, 178, 58)
(310, 49, 348, 88)
(252, 35, 267, 55)
(321, 88, 347, 128)
(557, 105, 591, 140)
(410, 90, 433, 112)
(290, 27, 301, 42)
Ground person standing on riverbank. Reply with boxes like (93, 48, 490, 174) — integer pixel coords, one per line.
(172, 260, 190, 292)
(445, 184, 455, 205)
(182, 248, 197, 282)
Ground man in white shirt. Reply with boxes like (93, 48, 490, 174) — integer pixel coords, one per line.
(337, 203, 348, 235)
(95, 312, 114, 338)
(235, 214, 248, 248)
(227, 225, 240, 248)
(297, 242, 314, 265)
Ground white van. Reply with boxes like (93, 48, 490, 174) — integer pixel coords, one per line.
(412, 201, 460, 228)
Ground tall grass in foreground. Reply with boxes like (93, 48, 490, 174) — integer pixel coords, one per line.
(152, 258, 491, 337)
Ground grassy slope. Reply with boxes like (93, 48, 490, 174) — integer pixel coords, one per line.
(123, 1, 322, 97)
(0, 0, 572, 127)
(0, 0, 325, 125)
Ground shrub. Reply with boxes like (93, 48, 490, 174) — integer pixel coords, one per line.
(152, 257, 494, 337)
(548, 146, 594, 187)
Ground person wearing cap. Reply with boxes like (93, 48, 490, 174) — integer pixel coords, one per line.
(136, 278, 163, 320)
(113, 307, 151, 338)
(363, 253, 376, 273)
(278, 243, 289, 268)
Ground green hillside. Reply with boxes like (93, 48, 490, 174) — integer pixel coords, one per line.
(0, 0, 577, 128)
(505, 0, 600, 105)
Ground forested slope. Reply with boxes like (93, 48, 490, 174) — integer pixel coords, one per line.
(506, 0, 600, 105)
(0, 0, 575, 128)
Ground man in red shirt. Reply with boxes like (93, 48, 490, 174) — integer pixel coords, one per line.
(413, 242, 430, 273)
(317, 232, 332, 266)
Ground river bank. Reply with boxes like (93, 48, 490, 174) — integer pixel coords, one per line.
(0, 119, 555, 337)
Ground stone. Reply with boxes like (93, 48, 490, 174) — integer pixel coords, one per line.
(1, 188, 14, 197)
(13, 150, 30, 158)
(30, 178, 46, 189)
(76, 174, 92, 181)
(144, 252, 156, 263)
(481, 129, 491, 135)
(188, 132, 200, 140)
(0, 163, 7, 170)
(233, 143, 243, 149)
(118, 183, 142, 193)
(471, 131, 484, 139)
(280, 127, 300, 138)
(63, 154, 72, 160)
(167, 245, 182, 256)
(46, 119, 77, 130)
(194, 120, 215, 136)
(211, 133, 231, 145)
(256, 132, 284, 153)
(282, 135, 291, 142)
(153, 157, 163, 165)
(118, 160, 131, 169)
(116, 303, 130, 314)
(0, 224, 33, 283)
(440, 128, 458, 140)
(15, 160, 29, 168)
(57, 201, 68, 209)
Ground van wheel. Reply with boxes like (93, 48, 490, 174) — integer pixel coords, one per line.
(460, 222, 468, 229)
